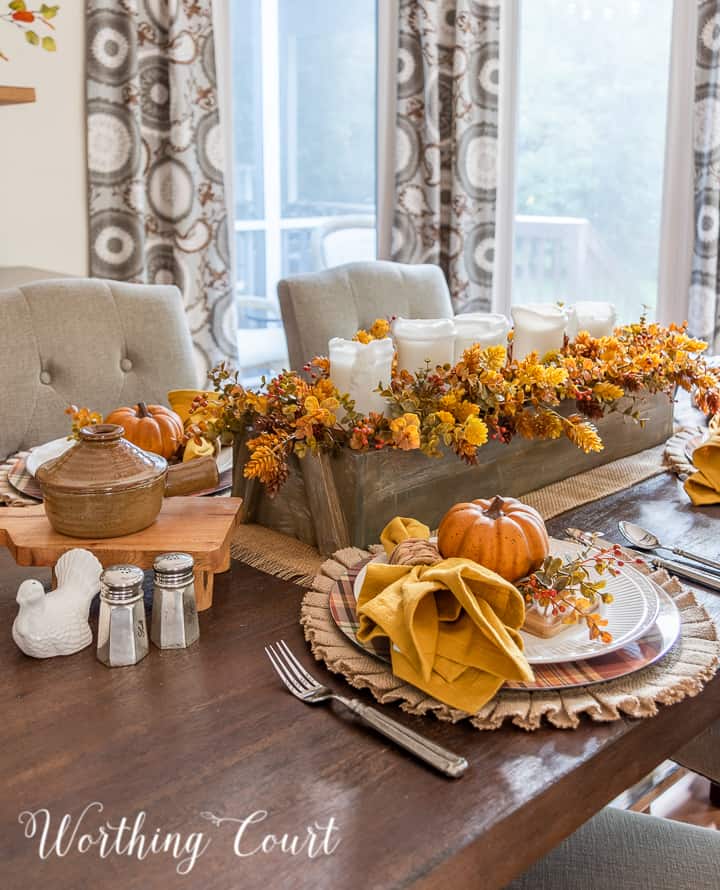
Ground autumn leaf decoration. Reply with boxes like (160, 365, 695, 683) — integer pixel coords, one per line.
(191, 319, 720, 498)
(0, 2, 59, 61)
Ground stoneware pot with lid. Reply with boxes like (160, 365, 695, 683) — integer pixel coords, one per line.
(37, 424, 216, 538)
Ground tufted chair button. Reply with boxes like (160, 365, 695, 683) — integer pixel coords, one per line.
(120, 357, 133, 372)
(39, 370, 52, 385)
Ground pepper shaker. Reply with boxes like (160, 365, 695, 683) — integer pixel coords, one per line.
(97, 565, 149, 667)
(151, 552, 199, 649)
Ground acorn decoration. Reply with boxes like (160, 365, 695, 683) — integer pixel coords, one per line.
(389, 538, 442, 567)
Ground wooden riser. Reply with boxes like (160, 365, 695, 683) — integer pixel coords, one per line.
(0, 497, 243, 610)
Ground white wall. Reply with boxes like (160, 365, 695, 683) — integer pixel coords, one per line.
(0, 5, 87, 275)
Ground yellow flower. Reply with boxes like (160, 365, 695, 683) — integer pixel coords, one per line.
(295, 395, 339, 440)
(484, 345, 507, 371)
(515, 361, 545, 387)
(675, 335, 707, 353)
(390, 413, 421, 450)
(462, 416, 488, 447)
(313, 377, 337, 401)
(369, 318, 390, 339)
(354, 329, 371, 344)
(435, 410, 455, 425)
(246, 392, 269, 415)
(479, 369, 505, 389)
(439, 392, 461, 414)
(455, 400, 480, 422)
(593, 382, 624, 402)
(541, 366, 569, 387)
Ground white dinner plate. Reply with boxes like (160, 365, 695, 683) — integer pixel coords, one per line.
(25, 437, 73, 476)
(353, 537, 661, 666)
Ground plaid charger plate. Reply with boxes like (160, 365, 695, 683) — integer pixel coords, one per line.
(328, 560, 681, 691)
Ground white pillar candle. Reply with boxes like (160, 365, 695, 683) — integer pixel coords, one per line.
(453, 312, 510, 363)
(511, 303, 569, 361)
(567, 301, 617, 339)
(392, 317, 456, 373)
(328, 337, 394, 416)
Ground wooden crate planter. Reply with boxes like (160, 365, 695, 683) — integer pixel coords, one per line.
(232, 394, 674, 555)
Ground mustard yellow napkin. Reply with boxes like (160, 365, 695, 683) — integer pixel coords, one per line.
(357, 542, 533, 713)
(169, 389, 201, 423)
(380, 516, 432, 555)
(168, 389, 220, 463)
(685, 415, 720, 505)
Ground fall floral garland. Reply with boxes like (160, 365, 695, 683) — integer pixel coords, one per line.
(185, 319, 720, 495)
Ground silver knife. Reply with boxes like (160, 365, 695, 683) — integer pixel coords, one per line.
(631, 551, 720, 593)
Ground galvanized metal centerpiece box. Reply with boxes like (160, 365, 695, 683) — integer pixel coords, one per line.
(233, 393, 673, 555)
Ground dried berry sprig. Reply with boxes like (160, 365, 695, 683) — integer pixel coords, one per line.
(516, 538, 643, 643)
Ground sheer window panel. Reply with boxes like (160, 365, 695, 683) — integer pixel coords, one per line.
(235, 230, 266, 309)
(279, 0, 376, 218)
(512, 0, 674, 321)
(232, 0, 264, 221)
(230, 0, 377, 383)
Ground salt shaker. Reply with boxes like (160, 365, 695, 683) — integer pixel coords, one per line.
(97, 565, 149, 667)
(151, 552, 199, 649)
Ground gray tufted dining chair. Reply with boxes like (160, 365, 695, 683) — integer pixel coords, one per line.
(0, 276, 199, 461)
(277, 260, 453, 369)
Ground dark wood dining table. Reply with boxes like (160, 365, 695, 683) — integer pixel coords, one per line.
(2, 423, 720, 889)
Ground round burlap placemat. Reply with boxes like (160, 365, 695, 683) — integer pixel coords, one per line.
(300, 547, 720, 731)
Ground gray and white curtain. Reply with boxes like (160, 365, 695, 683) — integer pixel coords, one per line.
(691, 0, 720, 353)
(392, 0, 500, 313)
(86, 0, 237, 378)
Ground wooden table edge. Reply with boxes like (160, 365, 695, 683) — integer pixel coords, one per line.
(408, 675, 720, 889)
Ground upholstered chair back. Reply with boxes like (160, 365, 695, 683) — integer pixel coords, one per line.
(277, 261, 454, 369)
(0, 278, 198, 459)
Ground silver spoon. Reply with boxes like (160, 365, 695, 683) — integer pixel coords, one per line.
(618, 521, 720, 573)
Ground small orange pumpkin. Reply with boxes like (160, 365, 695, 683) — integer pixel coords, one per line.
(437, 495, 549, 582)
(105, 401, 184, 459)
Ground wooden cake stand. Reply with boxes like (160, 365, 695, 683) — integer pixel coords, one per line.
(0, 497, 242, 610)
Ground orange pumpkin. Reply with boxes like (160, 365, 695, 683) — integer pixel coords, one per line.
(437, 495, 549, 582)
(105, 402, 184, 459)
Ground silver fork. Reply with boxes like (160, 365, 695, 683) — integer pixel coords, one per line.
(265, 640, 469, 778)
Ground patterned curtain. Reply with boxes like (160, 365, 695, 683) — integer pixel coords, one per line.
(392, 0, 500, 313)
(86, 0, 237, 378)
(691, 0, 720, 353)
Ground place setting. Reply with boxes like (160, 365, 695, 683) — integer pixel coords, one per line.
(299, 494, 718, 742)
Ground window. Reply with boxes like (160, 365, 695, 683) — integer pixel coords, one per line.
(511, 0, 674, 321)
(230, 0, 683, 381)
(230, 0, 377, 384)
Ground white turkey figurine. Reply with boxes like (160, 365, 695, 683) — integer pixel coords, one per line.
(12, 549, 103, 658)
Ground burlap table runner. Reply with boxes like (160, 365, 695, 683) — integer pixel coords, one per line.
(300, 548, 720, 731)
(231, 443, 667, 585)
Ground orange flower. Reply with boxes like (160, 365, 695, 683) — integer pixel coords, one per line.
(389, 413, 421, 450)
